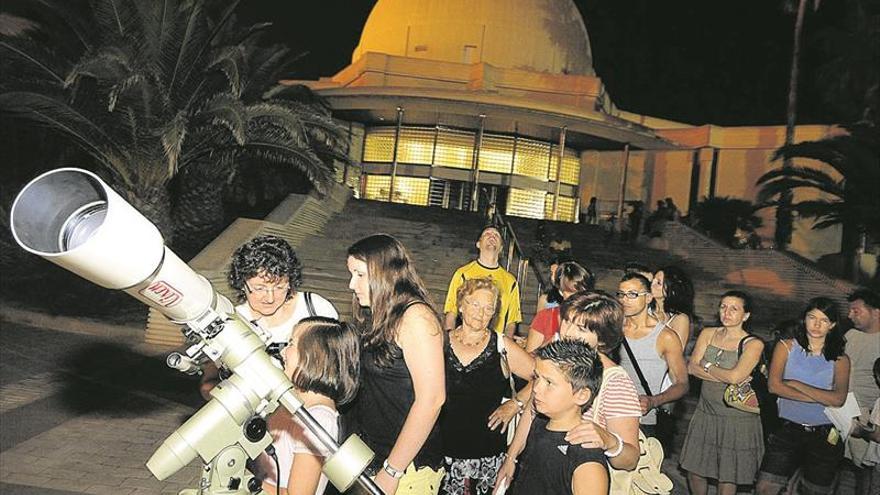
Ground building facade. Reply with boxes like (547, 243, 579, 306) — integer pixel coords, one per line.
(290, 0, 842, 261)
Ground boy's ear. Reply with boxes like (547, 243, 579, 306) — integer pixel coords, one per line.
(573, 387, 593, 408)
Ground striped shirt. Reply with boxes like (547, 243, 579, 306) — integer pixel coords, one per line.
(584, 366, 642, 428)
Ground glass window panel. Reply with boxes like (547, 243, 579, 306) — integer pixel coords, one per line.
(548, 147, 580, 185)
(390, 176, 430, 205)
(545, 194, 577, 222)
(363, 128, 395, 162)
(435, 128, 475, 169)
(363, 175, 391, 201)
(397, 127, 435, 165)
(513, 138, 550, 180)
(478, 135, 514, 173)
(506, 188, 547, 220)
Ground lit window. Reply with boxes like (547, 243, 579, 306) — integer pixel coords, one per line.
(506, 188, 547, 219)
(545, 194, 578, 222)
(513, 138, 550, 180)
(363, 128, 395, 162)
(478, 135, 514, 173)
(397, 128, 435, 165)
(549, 147, 581, 185)
(435, 129, 475, 169)
(362, 175, 429, 206)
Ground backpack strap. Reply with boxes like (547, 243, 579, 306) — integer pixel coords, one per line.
(304, 291, 316, 317)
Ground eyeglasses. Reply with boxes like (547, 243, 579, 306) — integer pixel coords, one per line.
(616, 291, 650, 300)
(245, 283, 290, 296)
(463, 299, 497, 316)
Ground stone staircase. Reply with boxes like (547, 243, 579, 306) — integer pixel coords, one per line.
(144, 195, 542, 346)
(143, 184, 352, 346)
(294, 200, 542, 326)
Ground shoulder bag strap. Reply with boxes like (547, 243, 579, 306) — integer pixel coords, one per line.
(304, 291, 317, 317)
(622, 338, 654, 396)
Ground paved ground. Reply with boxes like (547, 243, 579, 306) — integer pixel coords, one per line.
(5, 304, 857, 495)
(0, 314, 203, 494)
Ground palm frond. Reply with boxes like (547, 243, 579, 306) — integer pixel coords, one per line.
(0, 41, 66, 85)
(64, 46, 133, 89)
(206, 45, 245, 97)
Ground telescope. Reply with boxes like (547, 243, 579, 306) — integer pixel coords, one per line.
(10, 168, 382, 495)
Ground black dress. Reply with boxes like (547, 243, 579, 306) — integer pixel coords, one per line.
(440, 331, 510, 494)
(348, 340, 444, 473)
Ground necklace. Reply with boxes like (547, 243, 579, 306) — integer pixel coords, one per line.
(453, 328, 488, 347)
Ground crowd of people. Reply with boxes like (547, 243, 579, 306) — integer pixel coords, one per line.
(200, 227, 880, 495)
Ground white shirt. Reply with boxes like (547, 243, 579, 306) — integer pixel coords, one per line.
(236, 291, 338, 345)
(256, 404, 339, 493)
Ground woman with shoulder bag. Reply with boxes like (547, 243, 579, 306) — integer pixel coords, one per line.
(680, 290, 765, 495)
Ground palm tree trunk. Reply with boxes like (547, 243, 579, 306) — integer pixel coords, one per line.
(777, 0, 809, 250)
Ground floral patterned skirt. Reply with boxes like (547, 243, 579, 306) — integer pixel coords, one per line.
(441, 453, 506, 495)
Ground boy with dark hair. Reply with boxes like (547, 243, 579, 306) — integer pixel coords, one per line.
(510, 340, 609, 495)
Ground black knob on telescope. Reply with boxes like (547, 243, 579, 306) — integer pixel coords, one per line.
(244, 416, 267, 442)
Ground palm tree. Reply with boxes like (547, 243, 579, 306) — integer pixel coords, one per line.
(0, 0, 346, 246)
(756, 121, 880, 279)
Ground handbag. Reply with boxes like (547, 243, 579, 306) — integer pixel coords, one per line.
(593, 367, 673, 495)
(722, 335, 767, 415)
(498, 334, 521, 446)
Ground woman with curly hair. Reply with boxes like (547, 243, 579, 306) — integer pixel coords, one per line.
(346, 234, 446, 495)
(756, 297, 850, 495)
(199, 235, 337, 400)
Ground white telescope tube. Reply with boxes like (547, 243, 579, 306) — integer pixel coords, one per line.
(9, 168, 227, 322)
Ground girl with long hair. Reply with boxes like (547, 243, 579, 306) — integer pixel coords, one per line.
(525, 261, 595, 353)
(346, 234, 446, 495)
(650, 265, 695, 349)
(756, 297, 850, 495)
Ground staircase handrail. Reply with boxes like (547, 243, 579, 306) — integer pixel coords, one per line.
(479, 190, 548, 303)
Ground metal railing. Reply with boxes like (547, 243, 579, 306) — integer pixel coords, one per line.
(478, 189, 549, 313)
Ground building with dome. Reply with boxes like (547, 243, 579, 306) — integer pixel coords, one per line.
(289, 0, 842, 262)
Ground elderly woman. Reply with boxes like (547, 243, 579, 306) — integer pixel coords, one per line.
(441, 277, 534, 495)
(495, 291, 644, 491)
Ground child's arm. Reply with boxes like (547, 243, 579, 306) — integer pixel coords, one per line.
(572, 461, 609, 495)
(287, 453, 324, 495)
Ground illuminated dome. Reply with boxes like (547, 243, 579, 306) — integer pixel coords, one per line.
(353, 0, 595, 76)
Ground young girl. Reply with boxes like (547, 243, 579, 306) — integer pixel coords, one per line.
(756, 297, 850, 495)
(256, 317, 360, 495)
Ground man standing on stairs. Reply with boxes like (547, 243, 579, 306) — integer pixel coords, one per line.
(199, 235, 338, 401)
(843, 288, 880, 495)
(616, 272, 688, 446)
(444, 225, 522, 337)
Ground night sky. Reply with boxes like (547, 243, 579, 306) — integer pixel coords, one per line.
(237, 0, 855, 127)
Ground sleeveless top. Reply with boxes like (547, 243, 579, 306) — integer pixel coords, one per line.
(779, 340, 835, 426)
(619, 320, 668, 425)
(348, 302, 443, 471)
(512, 414, 608, 494)
(440, 331, 510, 459)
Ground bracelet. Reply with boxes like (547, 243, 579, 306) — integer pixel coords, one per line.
(382, 459, 405, 479)
(604, 432, 624, 458)
(513, 398, 525, 412)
